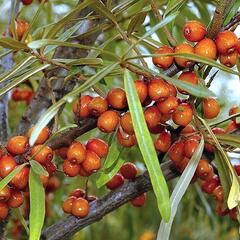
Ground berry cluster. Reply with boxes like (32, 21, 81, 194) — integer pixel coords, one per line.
(11, 88, 35, 105)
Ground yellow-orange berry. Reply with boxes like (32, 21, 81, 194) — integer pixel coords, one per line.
(120, 112, 134, 135)
(87, 96, 108, 116)
(67, 141, 86, 164)
(31, 145, 53, 164)
(172, 103, 193, 126)
(82, 150, 101, 173)
(219, 50, 238, 68)
(194, 38, 217, 60)
(174, 43, 194, 68)
(215, 31, 238, 54)
(183, 20, 206, 42)
(107, 88, 127, 110)
(72, 95, 93, 118)
(178, 71, 198, 94)
(203, 98, 220, 119)
(148, 79, 170, 101)
(71, 197, 89, 218)
(97, 110, 119, 133)
(26, 126, 50, 145)
(152, 45, 174, 69)
(6, 136, 28, 155)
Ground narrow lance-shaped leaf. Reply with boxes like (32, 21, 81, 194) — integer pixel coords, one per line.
(124, 69, 170, 222)
(0, 37, 28, 50)
(30, 160, 49, 177)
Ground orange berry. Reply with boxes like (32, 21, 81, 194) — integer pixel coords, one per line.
(62, 196, 77, 214)
(107, 88, 127, 110)
(212, 127, 225, 135)
(116, 129, 136, 148)
(194, 38, 217, 59)
(172, 103, 193, 126)
(196, 159, 213, 180)
(169, 141, 185, 163)
(86, 138, 108, 158)
(131, 193, 146, 207)
(40, 174, 49, 188)
(71, 197, 89, 218)
(219, 50, 238, 68)
(184, 138, 199, 158)
(0, 185, 11, 202)
(31, 145, 53, 164)
(154, 131, 171, 153)
(178, 71, 198, 94)
(70, 188, 85, 198)
(7, 189, 24, 208)
(82, 150, 101, 173)
(148, 79, 170, 101)
(152, 45, 174, 69)
(87, 96, 108, 116)
(46, 176, 60, 193)
(176, 157, 190, 173)
(180, 124, 196, 135)
(229, 105, 239, 116)
(67, 141, 86, 164)
(201, 176, 220, 194)
(237, 39, 240, 54)
(156, 96, 178, 115)
(183, 20, 206, 42)
(144, 106, 161, 128)
(106, 173, 124, 190)
(6, 136, 28, 155)
(120, 162, 137, 179)
(72, 95, 93, 118)
(0, 202, 9, 220)
(55, 147, 68, 159)
(9, 19, 29, 40)
(120, 112, 134, 135)
(0, 155, 17, 178)
(215, 31, 238, 54)
(79, 166, 92, 177)
(44, 160, 57, 175)
(134, 80, 148, 103)
(167, 84, 177, 97)
(26, 126, 50, 145)
(203, 98, 220, 119)
(97, 110, 119, 133)
(174, 43, 194, 68)
(10, 166, 29, 190)
(212, 186, 224, 202)
(63, 159, 80, 177)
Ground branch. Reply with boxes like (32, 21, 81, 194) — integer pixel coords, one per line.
(222, 11, 240, 30)
(41, 161, 178, 240)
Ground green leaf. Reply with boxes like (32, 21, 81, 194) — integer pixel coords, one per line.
(0, 163, 28, 191)
(157, 137, 204, 240)
(124, 69, 170, 222)
(29, 168, 45, 240)
(216, 134, 240, 148)
(30, 160, 49, 177)
(164, 0, 187, 17)
(13, 208, 29, 235)
(54, 58, 103, 66)
(0, 38, 28, 50)
(127, 12, 147, 36)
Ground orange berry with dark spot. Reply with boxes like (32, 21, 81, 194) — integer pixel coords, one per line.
(55, 147, 68, 159)
(174, 43, 194, 68)
(7, 189, 24, 208)
(144, 106, 161, 128)
(120, 112, 134, 135)
(134, 80, 148, 103)
(82, 150, 101, 173)
(106, 173, 124, 190)
(148, 79, 170, 101)
(87, 96, 108, 116)
(219, 50, 238, 68)
(183, 20, 206, 42)
(62, 196, 77, 214)
(169, 141, 185, 163)
(6, 136, 28, 155)
(156, 96, 179, 115)
(10, 166, 29, 190)
(107, 88, 127, 110)
(152, 45, 174, 69)
(178, 71, 198, 94)
(212, 185, 224, 202)
(194, 38, 217, 59)
(0, 155, 17, 178)
(67, 141, 86, 164)
(86, 138, 108, 158)
(72, 95, 93, 118)
(0, 185, 11, 202)
(184, 138, 199, 158)
(201, 176, 220, 194)
(172, 103, 193, 126)
(120, 162, 137, 179)
(154, 131, 171, 153)
(63, 159, 80, 177)
(131, 193, 146, 207)
(215, 31, 238, 54)
(196, 159, 213, 180)
(26, 126, 50, 145)
(72, 197, 89, 218)
(0, 202, 9, 220)
(70, 188, 85, 198)
(203, 98, 220, 119)
(97, 110, 119, 133)
(31, 145, 53, 164)
(116, 129, 136, 148)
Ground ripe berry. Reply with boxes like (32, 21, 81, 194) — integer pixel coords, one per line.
(148, 79, 170, 101)
(203, 98, 220, 119)
(21, 0, 33, 4)
(26, 126, 50, 145)
(229, 105, 239, 116)
(215, 31, 238, 54)
(106, 173, 124, 190)
(180, 124, 196, 136)
(144, 106, 161, 128)
(131, 193, 146, 207)
(172, 103, 193, 126)
(169, 141, 185, 163)
(175, 157, 190, 173)
(184, 138, 199, 158)
(82, 150, 101, 173)
(44, 160, 57, 175)
(62, 196, 77, 214)
(229, 208, 237, 221)
(219, 50, 238, 68)
(215, 202, 229, 216)
(72, 95, 93, 118)
(154, 131, 171, 153)
(31, 145, 53, 164)
(194, 38, 217, 59)
(167, 84, 177, 97)
(6, 136, 28, 155)
(212, 185, 224, 202)
(0, 155, 17, 178)
(46, 176, 60, 193)
(178, 71, 198, 94)
(63, 159, 80, 177)
(79, 166, 91, 177)
(152, 45, 174, 69)
(70, 188, 85, 198)
(87, 96, 108, 116)
(237, 39, 240, 54)
(196, 159, 213, 180)
(183, 20, 206, 42)
(156, 96, 178, 115)
(10, 166, 29, 190)
(71, 197, 89, 218)
(107, 88, 127, 110)
(134, 80, 148, 103)
(7, 189, 24, 208)
(148, 124, 165, 134)
(234, 165, 240, 175)
(174, 43, 194, 68)
(40, 174, 49, 188)
(120, 162, 137, 179)
(201, 176, 220, 194)
(86, 138, 108, 158)
(55, 147, 68, 159)
(97, 110, 119, 133)
(0, 185, 11, 201)
(67, 141, 86, 164)
(0, 202, 9, 220)
(9, 19, 29, 40)
(120, 112, 134, 135)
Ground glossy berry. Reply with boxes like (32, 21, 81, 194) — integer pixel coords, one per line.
(180, 124, 196, 135)
(31, 145, 53, 164)
(172, 103, 193, 126)
(55, 147, 68, 159)
(6, 136, 28, 155)
(0, 202, 9, 220)
(40, 174, 49, 188)
(184, 138, 199, 158)
(219, 50, 238, 68)
(167, 84, 177, 97)
(144, 106, 161, 128)
(7, 189, 24, 208)
(152, 45, 174, 69)
(169, 141, 185, 163)
(67, 141, 86, 164)
(72, 197, 89, 218)
(212, 186, 224, 202)
(107, 88, 127, 110)
(237, 39, 240, 54)
(9, 19, 29, 40)
(79, 166, 91, 177)
(62, 196, 77, 214)
(131, 193, 146, 207)
(87, 96, 108, 116)
(86, 138, 108, 158)
(72, 95, 93, 118)
(134, 80, 148, 103)
(82, 150, 101, 173)
(201, 176, 220, 194)
(106, 173, 124, 190)
(10, 166, 29, 190)
(154, 131, 171, 153)
(196, 159, 213, 180)
(97, 110, 119, 133)
(120, 112, 134, 135)
(203, 98, 220, 119)
(26, 126, 50, 145)
(194, 38, 217, 60)
(178, 71, 198, 94)
(44, 160, 57, 175)
(21, 0, 33, 4)
(183, 20, 206, 42)
(215, 31, 238, 54)
(234, 165, 240, 175)
(120, 162, 137, 179)
(0, 185, 11, 202)
(148, 79, 170, 101)
(174, 43, 194, 68)
(63, 159, 80, 177)
(156, 96, 178, 115)
(0, 155, 17, 178)
(70, 188, 85, 198)
(116, 129, 136, 147)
